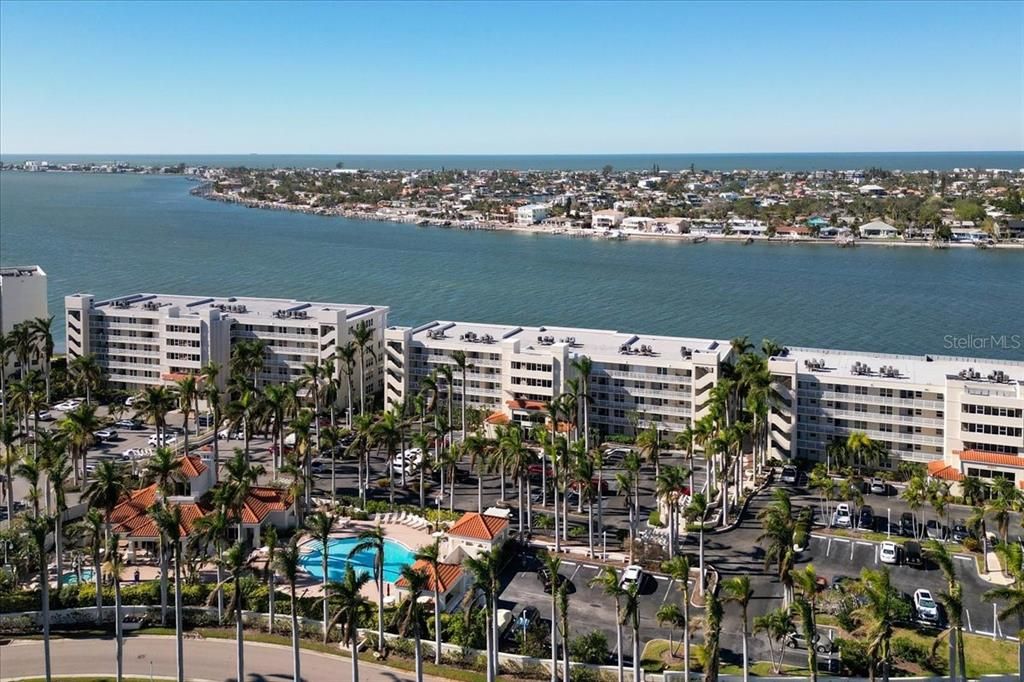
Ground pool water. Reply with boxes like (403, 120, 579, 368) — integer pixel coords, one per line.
(61, 568, 95, 585)
(299, 537, 416, 583)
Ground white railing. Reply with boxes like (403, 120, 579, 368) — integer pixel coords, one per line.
(812, 390, 945, 410)
(803, 406, 944, 428)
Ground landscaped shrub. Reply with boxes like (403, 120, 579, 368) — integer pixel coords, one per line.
(892, 636, 940, 672)
(0, 590, 39, 613)
(837, 637, 870, 676)
(569, 630, 609, 664)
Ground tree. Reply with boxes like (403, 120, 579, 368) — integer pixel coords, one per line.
(58, 402, 101, 485)
(983, 541, 1024, 679)
(274, 537, 303, 682)
(395, 564, 430, 682)
(621, 582, 642, 682)
(926, 539, 966, 681)
(352, 321, 376, 415)
(702, 586, 723, 682)
(68, 353, 104, 405)
(305, 510, 337, 641)
(753, 607, 792, 674)
(541, 552, 563, 682)
(656, 603, 683, 659)
(350, 524, 388, 654)
(790, 565, 820, 682)
(174, 375, 199, 455)
(263, 524, 278, 634)
(335, 342, 358, 426)
(722, 575, 754, 682)
(685, 492, 712, 596)
(590, 565, 626, 682)
(133, 385, 178, 446)
(104, 533, 127, 682)
(661, 556, 692, 679)
(655, 464, 689, 560)
(150, 503, 185, 682)
(415, 539, 445, 666)
(757, 489, 811, 606)
(0, 418, 17, 525)
(30, 316, 56, 405)
(27, 514, 54, 682)
(216, 541, 251, 682)
(462, 546, 506, 682)
(858, 567, 907, 682)
(328, 565, 372, 682)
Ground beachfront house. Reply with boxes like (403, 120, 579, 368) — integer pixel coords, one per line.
(1001, 219, 1024, 239)
(776, 225, 811, 240)
(950, 228, 993, 244)
(818, 226, 852, 240)
(395, 560, 469, 613)
(516, 204, 550, 226)
(621, 216, 655, 232)
(591, 209, 625, 231)
(729, 219, 769, 237)
(858, 220, 900, 239)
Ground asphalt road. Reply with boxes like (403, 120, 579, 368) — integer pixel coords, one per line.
(0, 635, 442, 682)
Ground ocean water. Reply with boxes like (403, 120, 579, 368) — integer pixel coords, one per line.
(1, 171, 1022, 359)
(2, 151, 1023, 171)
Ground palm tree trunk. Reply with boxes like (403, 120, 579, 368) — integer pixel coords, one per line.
(160, 541, 169, 626)
(683, 613, 690, 682)
(632, 624, 640, 682)
(550, 592, 558, 682)
(350, 627, 360, 682)
(114, 574, 124, 682)
(174, 551, 184, 682)
(587, 502, 594, 558)
(322, 568, 329, 643)
(948, 625, 956, 681)
(698, 526, 705, 596)
(94, 547, 103, 625)
(235, 591, 245, 682)
(484, 609, 494, 682)
(216, 563, 224, 622)
(54, 514, 63, 587)
(433, 589, 441, 666)
(516, 477, 524, 533)
(553, 479, 561, 552)
(377, 573, 385, 653)
(477, 472, 483, 514)
(41, 557, 52, 681)
(290, 591, 301, 682)
(615, 615, 624, 682)
(268, 572, 275, 634)
(414, 630, 423, 682)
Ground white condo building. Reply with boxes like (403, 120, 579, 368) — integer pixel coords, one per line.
(515, 204, 549, 225)
(768, 348, 1024, 487)
(0, 265, 48, 377)
(384, 320, 732, 436)
(65, 293, 388, 402)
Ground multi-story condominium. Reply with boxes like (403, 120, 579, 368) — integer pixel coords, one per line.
(385, 320, 732, 436)
(0, 265, 48, 378)
(769, 347, 1024, 486)
(65, 293, 388, 403)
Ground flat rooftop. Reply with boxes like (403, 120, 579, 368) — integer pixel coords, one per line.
(775, 346, 1024, 387)
(403, 320, 730, 361)
(0, 265, 46, 278)
(80, 293, 385, 320)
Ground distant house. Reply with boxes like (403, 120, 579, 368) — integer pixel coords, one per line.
(859, 220, 899, 239)
(395, 559, 469, 613)
(776, 225, 811, 239)
(806, 216, 830, 230)
(728, 219, 769, 236)
(950, 228, 992, 244)
(591, 209, 625, 231)
(1001, 219, 1024, 239)
(819, 226, 852, 240)
(621, 216, 655, 232)
(858, 184, 887, 197)
(443, 510, 510, 562)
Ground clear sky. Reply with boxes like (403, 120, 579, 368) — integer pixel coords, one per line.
(1, 0, 1022, 154)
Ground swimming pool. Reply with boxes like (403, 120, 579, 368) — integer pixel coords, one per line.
(61, 568, 95, 585)
(299, 537, 416, 583)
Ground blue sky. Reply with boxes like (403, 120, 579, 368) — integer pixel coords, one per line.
(1, 1, 1021, 154)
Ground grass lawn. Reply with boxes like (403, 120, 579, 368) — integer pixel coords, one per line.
(894, 627, 1019, 678)
(721, 661, 807, 676)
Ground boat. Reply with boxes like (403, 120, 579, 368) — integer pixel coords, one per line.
(836, 236, 857, 248)
(743, 237, 754, 245)
(604, 230, 628, 241)
(415, 219, 430, 226)
(691, 235, 708, 244)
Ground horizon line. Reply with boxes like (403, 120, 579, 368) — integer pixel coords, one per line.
(2, 149, 1023, 157)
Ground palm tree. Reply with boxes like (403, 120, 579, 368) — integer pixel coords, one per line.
(722, 575, 754, 682)
(352, 321, 376, 415)
(858, 567, 900, 682)
(753, 607, 792, 674)
(451, 349, 474, 442)
(983, 541, 1024, 678)
(263, 524, 279, 634)
(27, 513, 54, 682)
(58, 402, 101, 485)
(192, 501, 230, 622)
(655, 465, 689, 560)
(662, 557, 692, 677)
(334, 342, 358, 426)
(174, 375, 199, 454)
(0, 418, 17, 525)
(790, 565, 820, 682)
(134, 385, 178, 446)
(104, 533, 127, 682)
(350, 524, 388, 653)
(204, 377, 225, 483)
(328, 564, 372, 682)
(702, 586, 723, 682)
(74, 508, 106, 624)
(348, 412, 376, 508)
(395, 564, 430, 682)
(960, 475, 986, 506)
(498, 423, 533, 532)
(757, 489, 811, 606)
(464, 433, 490, 514)
(305, 510, 337, 641)
(46, 452, 73, 585)
(68, 353, 104, 405)
(462, 546, 505, 682)
(275, 537, 303, 682)
(415, 539, 445, 666)
(926, 539, 965, 681)
(150, 503, 185, 682)
(685, 492, 711, 596)
(621, 582, 642, 682)
(83, 459, 128, 534)
(216, 541, 251, 682)
(590, 565, 625, 682)
(144, 447, 184, 497)
(542, 552, 563, 682)
(656, 602, 683, 659)
(225, 389, 260, 461)
(30, 316, 55, 405)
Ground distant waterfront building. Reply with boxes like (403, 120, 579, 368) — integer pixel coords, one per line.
(768, 348, 1024, 487)
(515, 204, 550, 225)
(0, 265, 48, 378)
(859, 220, 899, 239)
(591, 209, 625, 231)
(65, 292, 388, 402)
(384, 320, 732, 436)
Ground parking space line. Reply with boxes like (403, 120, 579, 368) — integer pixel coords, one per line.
(661, 580, 674, 604)
(826, 537, 832, 556)
(850, 541, 855, 561)
(964, 608, 973, 632)
(569, 563, 582, 583)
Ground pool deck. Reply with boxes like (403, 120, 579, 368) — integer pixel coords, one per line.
(294, 519, 438, 604)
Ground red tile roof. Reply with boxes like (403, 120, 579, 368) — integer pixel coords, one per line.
(485, 411, 510, 426)
(926, 460, 964, 482)
(179, 454, 208, 479)
(958, 449, 1024, 469)
(507, 399, 546, 411)
(232, 486, 293, 524)
(395, 559, 464, 593)
(447, 512, 508, 541)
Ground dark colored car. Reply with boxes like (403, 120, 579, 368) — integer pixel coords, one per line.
(904, 540, 924, 568)
(537, 565, 563, 593)
(900, 512, 916, 537)
(925, 519, 946, 540)
(858, 505, 874, 530)
(528, 464, 554, 478)
(951, 522, 973, 543)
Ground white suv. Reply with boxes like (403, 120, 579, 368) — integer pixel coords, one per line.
(832, 503, 852, 528)
(880, 541, 899, 564)
(914, 589, 939, 622)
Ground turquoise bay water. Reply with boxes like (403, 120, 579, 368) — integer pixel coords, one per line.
(299, 537, 415, 583)
(1, 171, 1022, 359)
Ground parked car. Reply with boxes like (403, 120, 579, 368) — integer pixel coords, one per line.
(880, 541, 899, 565)
(36, 410, 53, 421)
(148, 433, 179, 447)
(54, 399, 82, 411)
(832, 503, 852, 528)
(904, 540, 924, 568)
(219, 427, 243, 440)
(125, 394, 141, 407)
(900, 512, 916, 537)
(925, 519, 946, 541)
(115, 419, 143, 430)
(537, 565, 563, 594)
(780, 466, 798, 484)
(858, 505, 874, 529)
(310, 458, 327, 474)
(869, 478, 887, 495)
(951, 522, 973, 543)
(914, 589, 939, 622)
(620, 564, 644, 588)
(93, 429, 118, 442)
(784, 631, 836, 654)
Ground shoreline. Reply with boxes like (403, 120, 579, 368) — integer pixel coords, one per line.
(193, 185, 1024, 250)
